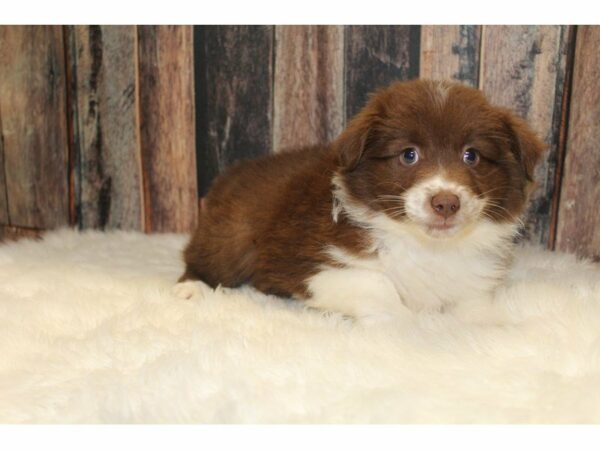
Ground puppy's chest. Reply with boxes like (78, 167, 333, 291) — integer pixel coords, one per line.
(330, 233, 508, 311)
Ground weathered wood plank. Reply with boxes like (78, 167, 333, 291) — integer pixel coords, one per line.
(420, 25, 481, 87)
(63, 25, 79, 227)
(0, 225, 43, 243)
(547, 26, 577, 252)
(344, 26, 420, 120)
(195, 25, 274, 196)
(0, 26, 69, 229)
(66, 25, 144, 231)
(556, 26, 600, 260)
(273, 26, 344, 152)
(138, 25, 197, 233)
(0, 110, 9, 224)
(479, 25, 570, 247)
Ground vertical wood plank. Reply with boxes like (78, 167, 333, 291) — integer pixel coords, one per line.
(0, 26, 69, 229)
(195, 25, 274, 196)
(273, 26, 344, 152)
(420, 25, 481, 87)
(479, 25, 570, 246)
(64, 25, 79, 227)
(344, 26, 420, 120)
(556, 26, 600, 260)
(66, 25, 144, 231)
(0, 110, 9, 224)
(138, 25, 197, 233)
(547, 26, 577, 252)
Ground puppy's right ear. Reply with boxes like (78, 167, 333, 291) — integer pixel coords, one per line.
(334, 113, 373, 171)
(501, 110, 547, 182)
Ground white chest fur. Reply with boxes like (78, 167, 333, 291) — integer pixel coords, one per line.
(372, 221, 515, 310)
(322, 219, 517, 314)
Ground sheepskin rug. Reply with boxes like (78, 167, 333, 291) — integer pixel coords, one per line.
(1, 229, 600, 423)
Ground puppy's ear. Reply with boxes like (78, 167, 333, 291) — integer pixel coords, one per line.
(334, 112, 374, 171)
(502, 111, 547, 182)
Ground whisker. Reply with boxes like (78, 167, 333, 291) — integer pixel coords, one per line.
(475, 186, 509, 198)
(379, 207, 407, 215)
(376, 194, 405, 199)
(374, 181, 407, 193)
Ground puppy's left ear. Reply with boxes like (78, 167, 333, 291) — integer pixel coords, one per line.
(502, 111, 547, 182)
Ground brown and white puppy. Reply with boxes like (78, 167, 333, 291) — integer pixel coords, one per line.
(174, 79, 545, 322)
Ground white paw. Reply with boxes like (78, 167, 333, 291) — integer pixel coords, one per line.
(171, 280, 212, 300)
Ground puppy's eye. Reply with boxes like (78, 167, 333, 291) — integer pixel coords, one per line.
(400, 147, 420, 166)
(462, 148, 480, 166)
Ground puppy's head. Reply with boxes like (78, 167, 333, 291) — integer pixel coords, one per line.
(334, 79, 546, 239)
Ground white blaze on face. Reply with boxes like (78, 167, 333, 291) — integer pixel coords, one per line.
(402, 175, 486, 235)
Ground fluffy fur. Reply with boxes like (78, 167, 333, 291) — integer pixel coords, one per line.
(179, 80, 546, 320)
(1, 230, 600, 423)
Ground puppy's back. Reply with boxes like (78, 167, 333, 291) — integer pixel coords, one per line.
(181, 145, 337, 294)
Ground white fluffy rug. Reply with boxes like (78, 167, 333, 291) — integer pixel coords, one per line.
(1, 229, 600, 423)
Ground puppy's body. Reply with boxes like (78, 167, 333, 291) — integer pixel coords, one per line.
(178, 80, 545, 321)
(181, 146, 368, 299)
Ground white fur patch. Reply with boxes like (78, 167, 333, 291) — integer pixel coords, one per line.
(306, 267, 412, 323)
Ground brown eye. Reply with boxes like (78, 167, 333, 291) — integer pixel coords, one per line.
(400, 147, 420, 166)
(462, 148, 480, 166)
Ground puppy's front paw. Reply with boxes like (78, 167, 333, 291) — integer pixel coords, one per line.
(171, 280, 212, 300)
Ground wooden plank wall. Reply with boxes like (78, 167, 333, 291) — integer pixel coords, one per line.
(0, 26, 69, 229)
(66, 25, 143, 231)
(138, 26, 197, 232)
(195, 26, 274, 196)
(556, 26, 600, 259)
(273, 26, 344, 152)
(0, 25, 598, 261)
(420, 25, 480, 87)
(480, 26, 570, 247)
(0, 25, 198, 240)
(344, 26, 420, 118)
(0, 111, 8, 225)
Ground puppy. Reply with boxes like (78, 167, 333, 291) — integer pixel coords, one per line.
(175, 79, 545, 322)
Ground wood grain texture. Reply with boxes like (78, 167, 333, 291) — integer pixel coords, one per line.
(66, 25, 144, 231)
(273, 26, 344, 152)
(195, 25, 274, 196)
(0, 225, 43, 243)
(345, 26, 420, 120)
(420, 25, 481, 87)
(480, 25, 570, 246)
(556, 26, 600, 259)
(0, 110, 8, 223)
(0, 26, 69, 228)
(138, 25, 197, 233)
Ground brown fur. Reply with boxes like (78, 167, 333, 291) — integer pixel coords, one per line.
(180, 80, 546, 299)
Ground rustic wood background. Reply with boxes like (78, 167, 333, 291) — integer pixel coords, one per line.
(0, 25, 598, 260)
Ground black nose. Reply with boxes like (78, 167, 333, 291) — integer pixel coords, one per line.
(430, 191, 460, 219)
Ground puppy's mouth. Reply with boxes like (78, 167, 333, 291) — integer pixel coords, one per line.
(427, 221, 456, 231)
(423, 218, 461, 237)
(409, 206, 474, 238)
